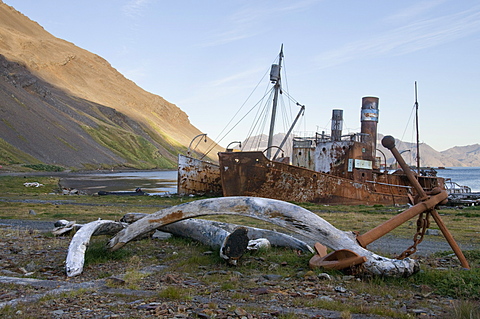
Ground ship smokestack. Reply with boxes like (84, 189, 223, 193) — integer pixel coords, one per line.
(360, 96, 379, 162)
(331, 109, 343, 141)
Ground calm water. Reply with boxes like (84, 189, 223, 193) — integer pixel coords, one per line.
(60, 170, 177, 195)
(436, 167, 480, 192)
(59, 167, 480, 195)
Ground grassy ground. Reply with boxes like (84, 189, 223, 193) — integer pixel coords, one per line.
(1, 175, 479, 243)
(1, 175, 479, 318)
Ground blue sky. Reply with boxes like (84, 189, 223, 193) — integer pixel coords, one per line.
(5, 0, 480, 151)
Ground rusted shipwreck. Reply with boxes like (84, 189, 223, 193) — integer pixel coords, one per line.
(178, 47, 444, 205)
(218, 98, 444, 205)
(179, 98, 444, 205)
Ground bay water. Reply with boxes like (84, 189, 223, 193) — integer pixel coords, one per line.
(59, 170, 177, 195)
(59, 167, 480, 195)
(436, 167, 480, 192)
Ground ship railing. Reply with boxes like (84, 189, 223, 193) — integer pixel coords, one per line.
(294, 132, 372, 148)
(444, 178, 472, 194)
(348, 133, 370, 143)
(293, 136, 316, 148)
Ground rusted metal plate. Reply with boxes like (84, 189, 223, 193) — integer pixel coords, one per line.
(219, 151, 416, 205)
(177, 154, 222, 196)
(292, 137, 315, 170)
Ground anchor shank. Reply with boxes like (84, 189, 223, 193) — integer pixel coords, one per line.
(379, 135, 470, 269)
(356, 191, 447, 247)
(382, 135, 426, 200)
(429, 209, 470, 269)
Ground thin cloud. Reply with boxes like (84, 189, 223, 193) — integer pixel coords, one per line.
(209, 67, 264, 87)
(122, 0, 152, 18)
(201, 0, 322, 47)
(315, 5, 480, 69)
(385, 0, 447, 24)
(199, 6, 268, 47)
(277, 0, 324, 13)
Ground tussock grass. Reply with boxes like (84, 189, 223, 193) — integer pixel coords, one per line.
(0, 176, 59, 196)
(38, 288, 91, 302)
(122, 269, 148, 289)
(451, 300, 480, 319)
(157, 286, 192, 300)
(412, 266, 480, 299)
(84, 238, 132, 266)
(21, 164, 65, 172)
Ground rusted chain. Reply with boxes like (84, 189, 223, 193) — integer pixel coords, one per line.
(397, 210, 431, 259)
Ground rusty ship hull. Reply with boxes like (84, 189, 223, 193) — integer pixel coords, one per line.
(177, 154, 222, 196)
(218, 151, 417, 205)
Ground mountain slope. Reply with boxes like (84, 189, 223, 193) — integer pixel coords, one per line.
(0, 2, 220, 169)
(375, 134, 465, 167)
(441, 144, 480, 166)
(0, 54, 173, 168)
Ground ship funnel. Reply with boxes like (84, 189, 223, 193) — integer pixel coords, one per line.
(360, 97, 379, 162)
(331, 109, 343, 141)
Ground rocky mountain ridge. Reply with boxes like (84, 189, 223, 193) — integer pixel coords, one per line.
(0, 2, 221, 170)
(377, 135, 480, 167)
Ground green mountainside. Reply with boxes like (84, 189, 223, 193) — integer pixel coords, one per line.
(0, 2, 221, 170)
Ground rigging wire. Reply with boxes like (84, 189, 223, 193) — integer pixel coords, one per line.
(201, 94, 267, 159)
(281, 60, 295, 121)
(400, 103, 415, 142)
(244, 87, 302, 153)
(244, 89, 275, 151)
(200, 66, 272, 159)
(201, 53, 283, 159)
(398, 102, 418, 166)
(199, 49, 303, 159)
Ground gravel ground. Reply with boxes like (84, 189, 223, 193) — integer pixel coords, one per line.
(1, 218, 477, 318)
(1, 171, 478, 317)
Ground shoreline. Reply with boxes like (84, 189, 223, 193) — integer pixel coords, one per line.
(0, 167, 175, 177)
(0, 169, 178, 195)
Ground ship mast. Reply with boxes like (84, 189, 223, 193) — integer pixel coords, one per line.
(415, 81, 420, 174)
(266, 44, 284, 160)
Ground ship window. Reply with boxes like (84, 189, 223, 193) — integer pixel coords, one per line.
(298, 151, 302, 156)
(235, 159, 239, 163)
(322, 147, 326, 152)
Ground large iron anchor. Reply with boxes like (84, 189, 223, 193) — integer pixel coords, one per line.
(356, 135, 470, 269)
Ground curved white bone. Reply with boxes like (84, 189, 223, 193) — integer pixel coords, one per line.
(66, 220, 126, 277)
(63, 216, 312, 276)
(124, 214, 313, 253)
(108, 197, 419, 277)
